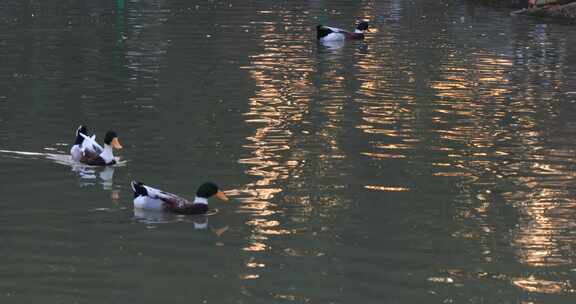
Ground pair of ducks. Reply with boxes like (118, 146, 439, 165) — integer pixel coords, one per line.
(70, 126, 228, 215)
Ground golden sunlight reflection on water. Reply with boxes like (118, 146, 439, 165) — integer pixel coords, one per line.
(238, 17, 310, 260)
(235, 8, 363, 286)
(3, 0, 576, 302)
(352, 17, 576, 298)
(512, 276, 571, 294)
(235, 5, 576, 290)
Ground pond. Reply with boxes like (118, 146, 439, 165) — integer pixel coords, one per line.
(1, 0, 576, 303)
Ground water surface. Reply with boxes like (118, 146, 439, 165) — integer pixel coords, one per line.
(1, 0, 576, 303)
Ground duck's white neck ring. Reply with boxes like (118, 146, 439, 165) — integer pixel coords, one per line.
(100, 144, 114, 164)
(193, 196, 208, 205)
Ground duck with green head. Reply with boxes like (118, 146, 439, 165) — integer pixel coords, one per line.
(131, 181, 229, 215)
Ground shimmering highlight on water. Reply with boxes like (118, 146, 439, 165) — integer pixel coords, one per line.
(1, 0, 576, 303)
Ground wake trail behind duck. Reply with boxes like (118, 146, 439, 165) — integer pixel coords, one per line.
(0, 149, 75, 166)
(0, 149, 127, 167)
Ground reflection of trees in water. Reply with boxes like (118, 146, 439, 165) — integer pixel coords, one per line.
(3, 0, 576, 297)
(239, 15, 314, 248)
(0, 0, 172, 130)
(236, 1, 373, 293)
(348, 0, 576, 293)
(238, 0, 383, 228)
(442, 26, 576, 270)
(436, 11, 576, 293)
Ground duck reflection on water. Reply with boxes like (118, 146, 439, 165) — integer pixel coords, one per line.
(133, 208, 229, 235)
(0, 145, 122, 192)
(73, 164, 117, 190)
(318, 39, 345, 51)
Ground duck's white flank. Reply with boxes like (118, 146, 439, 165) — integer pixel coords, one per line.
(134, 196, 164, 210)
(321, 32, 346, 42)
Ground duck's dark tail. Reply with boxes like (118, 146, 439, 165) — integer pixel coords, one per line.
(316, 25, 332, 39)
(74, 125, 88, 145)
(131, 181, 148, 198)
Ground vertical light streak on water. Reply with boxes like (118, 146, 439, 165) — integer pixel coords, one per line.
(424, 12, 576, 295)
(236, 3, 370, 298)
(352, 0, 420, 193)
(349, 1, 576, 298)
(1, 0, 576, 302)
(237, 10, 313, 288)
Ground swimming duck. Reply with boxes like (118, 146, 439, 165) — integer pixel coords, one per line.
(79, 131, 123, 166)
(316, 21, 369, 42)
(131, 181, 229, 215)
(70, 125, 97, 162)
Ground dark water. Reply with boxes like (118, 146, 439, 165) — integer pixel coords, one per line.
(1, 0, 576, 303)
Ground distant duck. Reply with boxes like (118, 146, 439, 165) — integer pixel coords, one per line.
(70, 125, 92, 162)
(79, 131, 123, 166)
(316, 21, 369, 42)
(131, 181, 229, 215)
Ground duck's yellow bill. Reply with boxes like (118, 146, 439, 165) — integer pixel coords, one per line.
(112, 138, 123, 149)
(216, 191, 229, 202)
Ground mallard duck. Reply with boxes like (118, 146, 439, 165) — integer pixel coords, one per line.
(131, 181, 229, 215)
(70, 125, 97, 162)
(79, 131, 123, 166)
(316, 21, 369, 42)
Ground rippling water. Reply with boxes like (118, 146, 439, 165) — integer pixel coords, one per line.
(1, 0, 576, 303)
